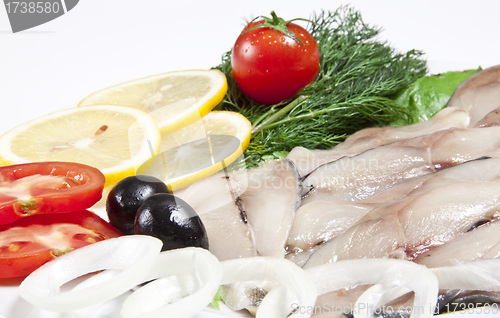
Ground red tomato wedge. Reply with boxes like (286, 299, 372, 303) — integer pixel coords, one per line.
(0, 210, 121, 279)
(0, 162, 105, 225)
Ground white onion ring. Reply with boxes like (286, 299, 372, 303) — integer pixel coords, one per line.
(18, 235, 163, 312)
(431, 259, 500, 291)
(305, 258, 439, 318)
(121, 247, 222, 318)
(221, 257, 317, 318)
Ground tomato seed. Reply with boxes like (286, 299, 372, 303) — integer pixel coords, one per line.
(72, 233, 100, 243)
(8, 243, 20, 252)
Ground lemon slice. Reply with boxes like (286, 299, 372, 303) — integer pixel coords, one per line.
(78, 69, 228, 134)
(140, 111, 252, 191)
(0, 105, 161, 187)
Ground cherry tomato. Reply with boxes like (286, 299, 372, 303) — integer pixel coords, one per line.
(0, 162, 105, 225)
(0, 210, 121, 279)
(231, 12, 320, 105)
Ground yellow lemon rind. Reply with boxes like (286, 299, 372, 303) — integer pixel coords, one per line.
(77, 69, 228, 135)
(0, 105, 161, 188)
(157, 110, 252, 191)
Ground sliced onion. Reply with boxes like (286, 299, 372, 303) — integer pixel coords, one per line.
(257, 286, 296, 317)
(221, 257, 317, 318)
(18, 235, 163, 312)
(305, 258, 438, 318)
(354, 284, 412, 318)
(120, 247, 222, 318)
(431, 259, 500, 291)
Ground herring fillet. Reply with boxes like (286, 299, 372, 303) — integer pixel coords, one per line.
(414, 220, 500, 268)
(447, 64, 500, 126)
(362, 157, 500, 205)
(176, 170, 257, 260)
(196, 201, 257, 260)
(303, 180, 500, 268)
(287, 107, 470, 177)
(301, 126, 500, 203)
(286, 200, 374, 253)
(238, 159, 302, 258)
(176, 158, 301, 260)
(286, 158, 500, 266)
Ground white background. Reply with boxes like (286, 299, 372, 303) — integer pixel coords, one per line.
(1, 0, 500, 135)
(1, 1, 500, 317)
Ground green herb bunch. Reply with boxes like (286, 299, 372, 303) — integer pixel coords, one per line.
(214, 6, 427, 167)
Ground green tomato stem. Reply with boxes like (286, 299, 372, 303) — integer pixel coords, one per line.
(243, 11, 308, 46)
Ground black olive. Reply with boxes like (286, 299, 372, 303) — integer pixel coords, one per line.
(106, 175, 170, 235)
(134, 193, 209, 251)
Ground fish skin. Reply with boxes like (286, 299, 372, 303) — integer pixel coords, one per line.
(435, 290, 500, 315)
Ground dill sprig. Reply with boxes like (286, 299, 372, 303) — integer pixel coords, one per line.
(214, 6, 427, 167)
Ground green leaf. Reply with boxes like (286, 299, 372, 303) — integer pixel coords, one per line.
(391, 67, 482, 126)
